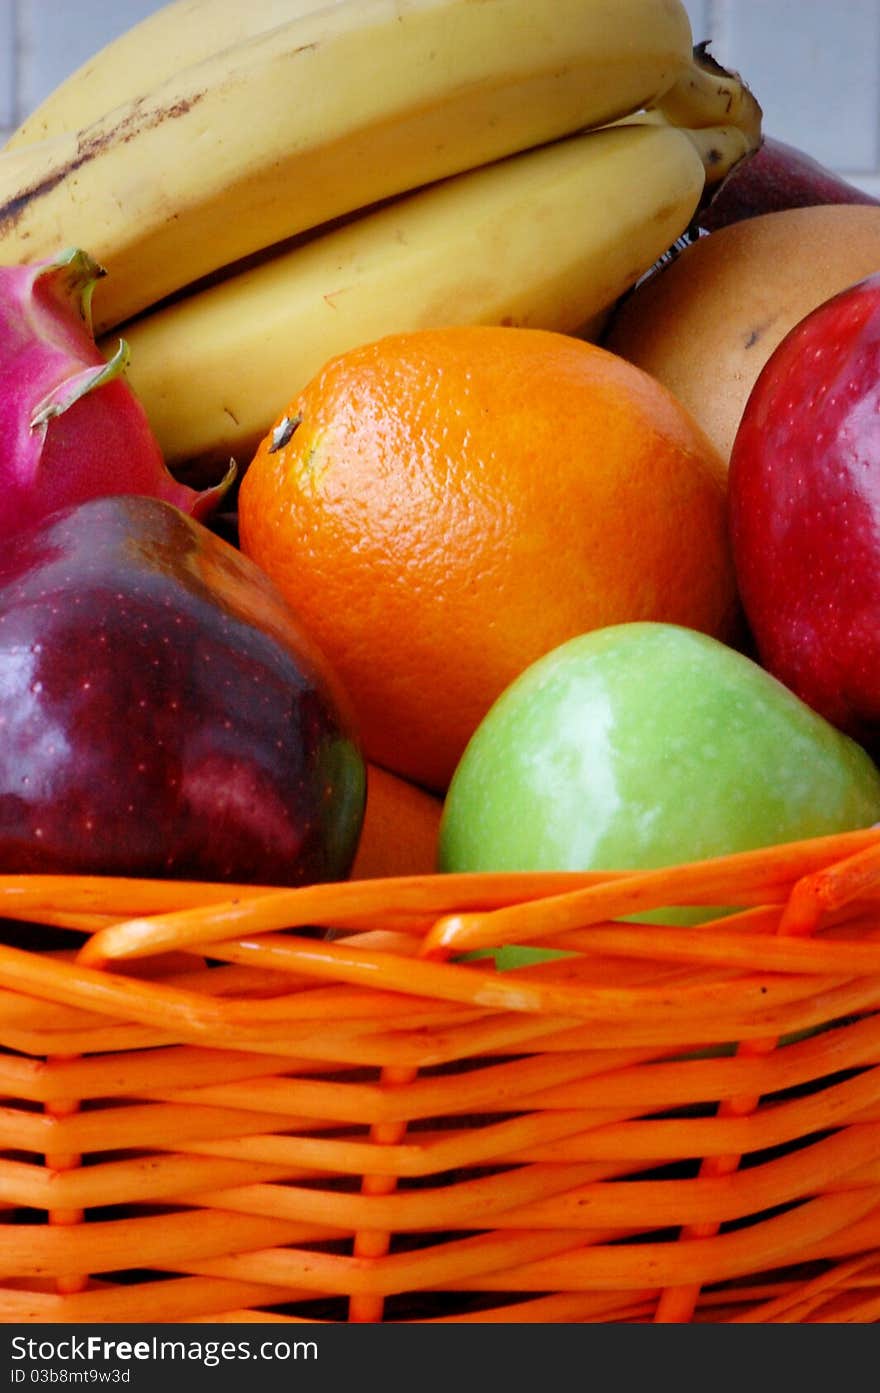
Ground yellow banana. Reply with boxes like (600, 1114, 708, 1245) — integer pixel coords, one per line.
(4, 0, 346, 148)
(610, 44, 763, 189)
(641, 41, 763, 196)
(0, 0, 699, 333)
(650, 41, 763, 146)
(610, 112, 762, 213)
(112, 121, 709, 472)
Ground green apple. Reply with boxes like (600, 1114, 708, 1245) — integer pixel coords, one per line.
(439, 623, 880, 953)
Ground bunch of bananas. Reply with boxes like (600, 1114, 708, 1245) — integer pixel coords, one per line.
(0, 0, 761, 475)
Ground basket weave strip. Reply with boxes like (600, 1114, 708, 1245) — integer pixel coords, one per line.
(459, 1196, 880, 1293)
(0, 830, 879, 1321)
(2, 948, 879, 1059)
(7, 1123, 874, 1233)
(0, 1275, 302, 1325)
(145, 1191, 877, 1297)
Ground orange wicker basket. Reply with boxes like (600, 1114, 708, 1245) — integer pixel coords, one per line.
(3, 825, 880, 1325)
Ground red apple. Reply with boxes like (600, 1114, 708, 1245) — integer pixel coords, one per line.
(700, 135, 879, 232)
(0, 494, 366, 883)
(729, 272, 880, 754)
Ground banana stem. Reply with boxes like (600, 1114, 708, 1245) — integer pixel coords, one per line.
(650, 43, 762, 152)
(612, 45, 762, 191)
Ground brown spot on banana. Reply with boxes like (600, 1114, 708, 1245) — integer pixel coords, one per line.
(667, 124, 757, 188)
(0, 91, 208, 233)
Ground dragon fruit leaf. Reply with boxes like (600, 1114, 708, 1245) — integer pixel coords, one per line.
(33, 247, 106, 332)
(188, 458, 238, 520)
(26, 248, 106, 360)
(31, 338, 130, 430)
(0, 248, 232, 538)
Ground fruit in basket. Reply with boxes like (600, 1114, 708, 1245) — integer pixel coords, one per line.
(0, 0, 760, 334)
(0, 0, 762, 479)
(238, 325, 737, 793)
(729, 271, 880, 758)
(351, 765, 443, 879)
(604, 205, 880, 461)
(0, 494, 366, 883)
(116, 121, 711, 473)
(5, 0, 328, 147)
(699, 134, 880, 231)
(0, 248, 230, 542)
(439, 623, 880, 900)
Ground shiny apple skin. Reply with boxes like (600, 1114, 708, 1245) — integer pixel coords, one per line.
(439, 622, 880, 879)
(0, 495, 366, 883)
(729, 271, 880, 754)
(700, 135, 879, 232)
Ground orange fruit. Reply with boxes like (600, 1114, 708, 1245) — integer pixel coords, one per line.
(238, 325, 736, 792)
(350, 764, 442, 880)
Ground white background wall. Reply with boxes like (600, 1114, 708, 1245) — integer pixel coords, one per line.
(1, 0, 879, 195)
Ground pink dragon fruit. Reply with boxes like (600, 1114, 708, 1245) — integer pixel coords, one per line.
(0, 247, 232, 540)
